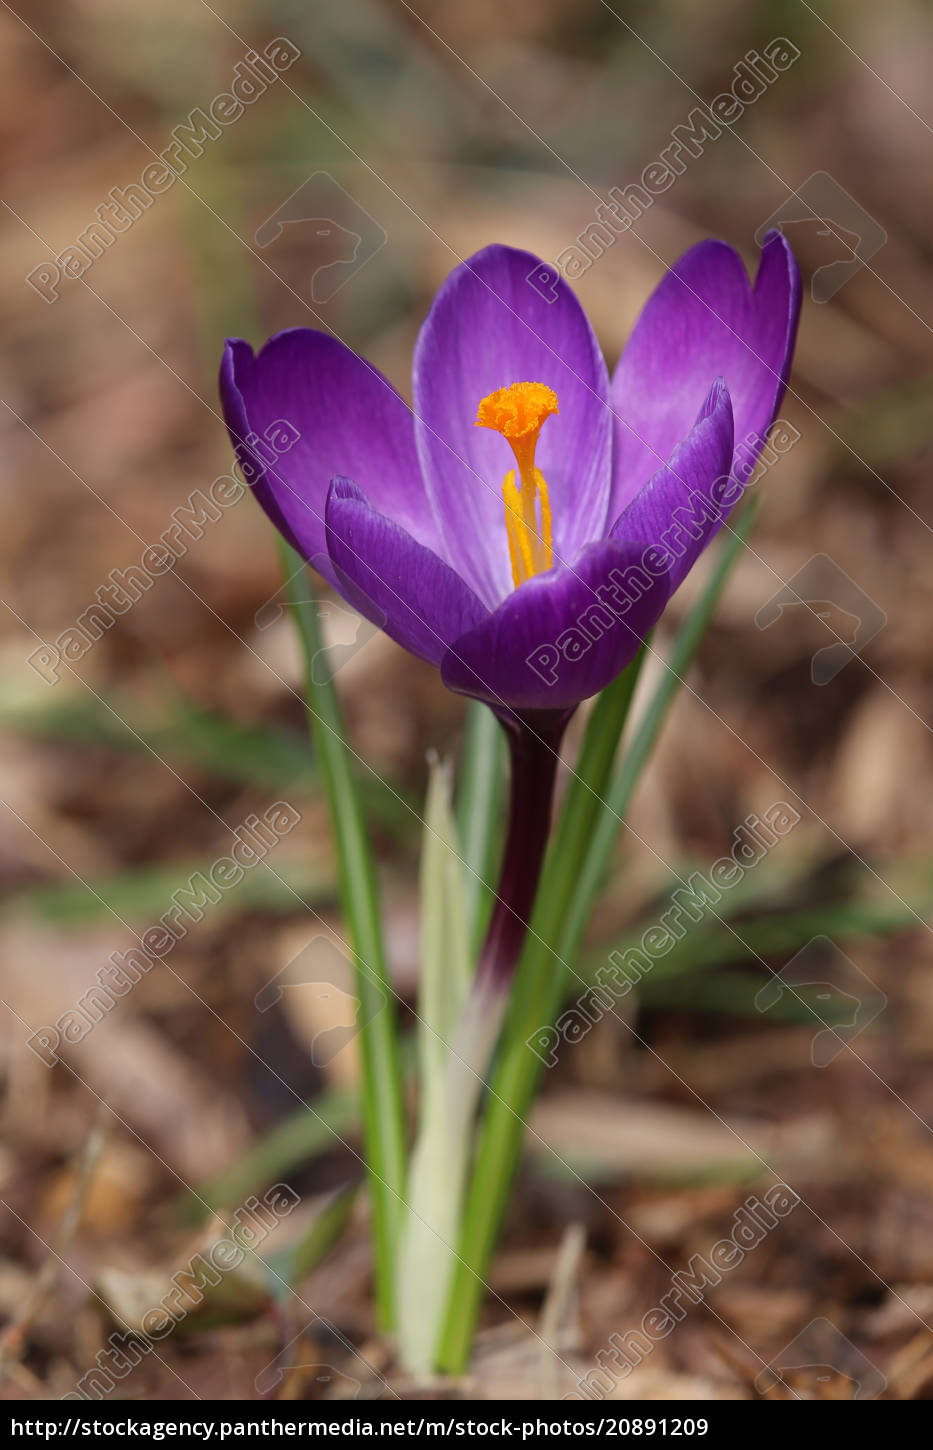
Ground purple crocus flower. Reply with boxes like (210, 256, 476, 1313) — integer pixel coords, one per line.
(222, 238, 799, 989)
(221, 236, 799, 726)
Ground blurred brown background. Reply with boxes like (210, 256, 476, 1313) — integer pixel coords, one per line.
(2, 0, 933, 1403)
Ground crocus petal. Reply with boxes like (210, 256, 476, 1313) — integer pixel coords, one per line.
(413, 244, 612, 607)
(325, 478, 486, 668)
(441, 538, 670, 713)
(220, 330, 435, 586)
(612, 378, 735, 595)
(608, 232, 801, 515)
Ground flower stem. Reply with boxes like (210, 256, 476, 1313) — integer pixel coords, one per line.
(474, 714, 568, 993)
(436, 659, 646, 1373)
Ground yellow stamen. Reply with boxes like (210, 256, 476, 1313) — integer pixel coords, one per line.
(476, 381, 558, 588)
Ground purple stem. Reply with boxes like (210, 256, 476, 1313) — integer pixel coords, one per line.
(475, 713, 569, 991)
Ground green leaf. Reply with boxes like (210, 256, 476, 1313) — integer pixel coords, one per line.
(595, 893, 918, 1000)
(179, 1088, 360, 1224)
(636, 967, 854, 1021)
(13, 857, 331, 928)
(263, 1182, 359, 1296)
(0, 688, 315, 788)
(419, 756, 474, 1080)
(397, 757, 478, 1374)
(456, 703, 505, 948)
(275, 540, 407, 1331)
(0, 687, 411, 835)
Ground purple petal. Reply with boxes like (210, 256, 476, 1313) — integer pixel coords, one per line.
(611, 379, 735, 595)
(441, 538, 670, 712)
(609, 233, 801, 515)
(325, 478, 486, 668)
(413, 244, 612, 607)
(220, 330, 435, 586)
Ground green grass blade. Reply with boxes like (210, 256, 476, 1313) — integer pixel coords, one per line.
(276, 539, 407, 1330)
(179, 1088, 360, 1224)
(0, 689, 318, 791)
(593, 895, 918, 993)
(636, 967, 857, 1020)
(263, 1182, 360, 1297)
(437, 506, 758, 1372)
(0, 688, 411, 835)
(13, 857, 331, 928)
(456, 702, 505, 948)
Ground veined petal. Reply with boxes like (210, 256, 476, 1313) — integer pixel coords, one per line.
(441, 538, 670, 713)
(609, 233, 800, 515)
(612, 378, 735, 596)
(325, 478, 486, 668)
(413, 244, 612, 607)
(220, 329, 435, 585)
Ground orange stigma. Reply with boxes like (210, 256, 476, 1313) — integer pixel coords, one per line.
(476, 381, 558, 587)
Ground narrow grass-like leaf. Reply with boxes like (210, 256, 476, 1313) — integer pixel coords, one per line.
(397, 758, 479, 1374)
(419, 757, 474, 1078)
(264, 1182, 360, 1297)
(636, 967, 858, 1020)
(1, 689, 412, 834)
(276, 539, 407, 1330)
(456, 702, 505, 948)
(13, 857, 331, 928)
(588, 897, 918, 994)
(0, 690, 317, 790)
(179, 148, 401, 1312)
(438, 505, 758, 1373)
(180, 1088, 360, 1224)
